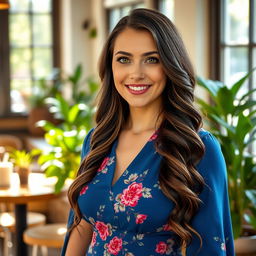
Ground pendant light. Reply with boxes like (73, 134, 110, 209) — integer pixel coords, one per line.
(0, 0, 10, 10)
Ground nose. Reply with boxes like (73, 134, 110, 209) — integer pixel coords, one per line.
(129, 62, 145, 80)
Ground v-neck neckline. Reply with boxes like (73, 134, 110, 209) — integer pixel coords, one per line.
(110, 131, 157, 189)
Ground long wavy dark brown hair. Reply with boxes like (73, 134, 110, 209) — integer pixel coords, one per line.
(68, 8, 205, 249)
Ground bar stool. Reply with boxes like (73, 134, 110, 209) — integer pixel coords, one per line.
(0, 212, 46, 255)
(23, 223, 67, 256)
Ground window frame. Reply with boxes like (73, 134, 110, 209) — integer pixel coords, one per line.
(0, 0, 61, 118)
(210, 0, 256, 87)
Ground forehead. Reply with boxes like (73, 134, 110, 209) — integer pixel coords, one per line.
(113, 28, 157, 54)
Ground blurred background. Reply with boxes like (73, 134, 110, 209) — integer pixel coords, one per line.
(0, 0, 255, 124)
(0, 0, 256, 256)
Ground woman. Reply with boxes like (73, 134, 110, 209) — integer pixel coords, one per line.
(62, 8, 235, 256)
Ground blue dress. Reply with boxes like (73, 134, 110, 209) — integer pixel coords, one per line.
(61, 129, 235, 256)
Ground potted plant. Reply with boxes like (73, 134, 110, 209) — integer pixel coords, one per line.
(196, 70, 256, 254)
(9, 149, 41, 187)
(36, 67, 98, 193)
(28, 68, 62, 136)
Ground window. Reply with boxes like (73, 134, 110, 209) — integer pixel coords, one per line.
(158, 0, 174, 21)
(0, 0, 60, 117)
(104, 0, 145, 32)
(211, 0, 256, 153)
(211, 0, 256, 95)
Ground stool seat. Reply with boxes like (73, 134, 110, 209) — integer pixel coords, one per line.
(23, 223, 67, 248)
(0, 212, 46, 232)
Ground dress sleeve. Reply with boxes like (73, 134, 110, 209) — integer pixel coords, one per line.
(61, 128, 94, 256)
(185, 133, 235, 256)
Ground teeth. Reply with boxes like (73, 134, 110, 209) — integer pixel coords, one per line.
(128, 86, 148, 91)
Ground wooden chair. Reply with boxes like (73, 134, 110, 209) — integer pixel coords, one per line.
(0, 212, 46, 255)
(23, 223, 67, 256)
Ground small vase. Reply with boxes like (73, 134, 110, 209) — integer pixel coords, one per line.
(17, 167, 30, 187)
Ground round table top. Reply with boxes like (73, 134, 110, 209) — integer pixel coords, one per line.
(0, 173, 70, 204)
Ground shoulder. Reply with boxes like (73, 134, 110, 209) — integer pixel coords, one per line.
(198, 128, 221, 152)
(196, 129, 227, 180)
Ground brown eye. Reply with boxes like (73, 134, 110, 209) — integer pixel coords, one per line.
(145, 57, 159, 64)
(117, 57, 130, 64)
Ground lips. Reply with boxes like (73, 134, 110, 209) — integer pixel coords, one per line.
(125, 84, 151, 95)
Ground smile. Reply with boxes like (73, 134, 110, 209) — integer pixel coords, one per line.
(125, 84, 151, 95)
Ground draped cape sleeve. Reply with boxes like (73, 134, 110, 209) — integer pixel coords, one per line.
(61, 128, 94, 256)
(185, 132, 235, 255)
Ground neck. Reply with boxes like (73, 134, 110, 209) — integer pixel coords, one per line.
(125, 104, 163, 134)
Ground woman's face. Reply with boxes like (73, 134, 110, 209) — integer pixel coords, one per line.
(112, 28, 166, 111)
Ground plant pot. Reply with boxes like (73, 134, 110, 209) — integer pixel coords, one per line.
(17, 167, 30, 187)
(28, 106, 57, 136)
(235, 235, 256, 255)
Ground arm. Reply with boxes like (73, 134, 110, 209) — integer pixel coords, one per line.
(185, 133, 235, 256)
(65, 219, 93, 256)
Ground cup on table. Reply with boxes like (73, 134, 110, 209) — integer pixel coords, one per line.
(0, 162, 13, 187)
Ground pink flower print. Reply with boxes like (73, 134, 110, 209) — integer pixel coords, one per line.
(121, 182, 143, 207)
(221, 242, 226, 251)
(95, 221, 109, 241)
(98, 157, 110, 172)
(107, 236, 123, 255)
(91, 231, 96, 247)
(163, 223, 172, 231)
(79, 185, 88, 196)
(155, 241, 168, 254)
(149, 132, 158, 141)
(136, 214, 147, 224)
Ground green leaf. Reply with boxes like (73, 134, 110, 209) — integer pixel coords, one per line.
(216, 87, 234, 115)
(36, 120, 56, 132)
(67, 105, 80, 123)
(54, 176, 66, 194)
(196, 97, 219, 116)
(234, 100, 256, 115)
(211, 114, 235, 133)
(38, 153, 56, 165)
(238, 87, 256, 102)
(45, 165, 62, 177)
(69, 64, 82, 85)
(231, 211, 242, 238)
(235, 114, 253, 145)
(197, 76, 223, 98)
(231, 67, 256, 97)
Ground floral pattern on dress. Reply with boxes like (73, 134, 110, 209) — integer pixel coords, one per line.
(136, 214, 147, 224)
(98, 156, 115, 173)
(66, 130, 235, 256)
(155, 239, 175, 255)
(213, 236, 229, 251)
(80, 185, 89, 196)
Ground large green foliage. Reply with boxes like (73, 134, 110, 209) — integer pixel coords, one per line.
(37, 65, 98, 193)
(196, 70, 256, 238)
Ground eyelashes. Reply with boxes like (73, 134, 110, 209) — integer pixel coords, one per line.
(116, 56, 160, 64)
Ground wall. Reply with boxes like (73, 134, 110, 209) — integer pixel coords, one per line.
(174, 0, 210, 78)
(60, 0, 94, 77)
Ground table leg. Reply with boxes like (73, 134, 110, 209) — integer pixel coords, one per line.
(14, 204, 28, 256)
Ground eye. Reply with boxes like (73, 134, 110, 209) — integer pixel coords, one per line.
(145, 57, 159, 64)
(116, 57, 130, 64)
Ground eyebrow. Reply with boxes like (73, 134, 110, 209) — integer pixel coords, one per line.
(114, 51, 159, 56)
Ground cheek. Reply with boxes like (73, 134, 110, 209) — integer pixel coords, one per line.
(112, 64, 126, 85)
(149, 67, 166, 84)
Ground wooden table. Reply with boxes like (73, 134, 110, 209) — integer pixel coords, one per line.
(0, 173, 69, 256)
